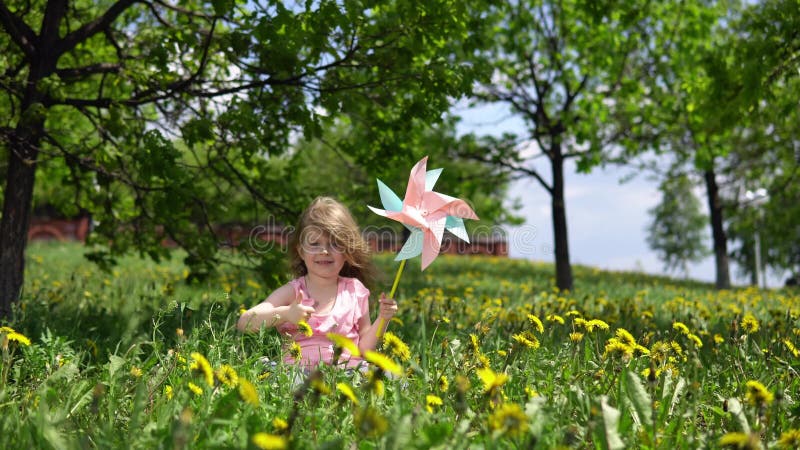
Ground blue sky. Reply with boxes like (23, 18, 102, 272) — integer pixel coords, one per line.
(454, 102, 787, 288)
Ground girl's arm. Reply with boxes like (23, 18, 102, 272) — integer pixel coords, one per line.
(237, 284, 315, 333)
(358, 293, 398, 353)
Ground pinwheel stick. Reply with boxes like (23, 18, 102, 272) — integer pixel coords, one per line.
(377, 259, 406, 339)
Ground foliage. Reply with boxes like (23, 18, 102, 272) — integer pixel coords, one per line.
(0, 0, 495, 313)
(646, 173, 709, 276)
(2, 242, 799, 448)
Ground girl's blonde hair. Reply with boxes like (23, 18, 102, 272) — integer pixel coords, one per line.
(288, 197, 377, 287)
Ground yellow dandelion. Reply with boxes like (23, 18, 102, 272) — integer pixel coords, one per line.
(354, 406, 389, 438)
(364, 351, 402, 376)
(0, 326, 15, 334)
(782, 339, 799, 358)
(326, 332, 361, 357)
(469, 334, 481, 353)
(189, 352, 214, 387)
(603, 338, 634, 359)
(188, 382, 203, 396)
(215, 364, 239, 387)
(569, 332, 584, 343)
(5, 331, 31, 346)
(719, 431, 761, 450)
(586, 319, 610, 333)
(336, 382, 359, 405)
(687, 333, 703, 348)
(272, 417, 288, 433)
(778, 429, 800, 449)
(527, 314, 544, 333)
(311, 377, 331, 395)
(741, 313, 760, 334)
(381, 332, 411, 362)
(476, 353, 491, 369)
(497, 349, 507, 357)
(438, 375, 449, 393)
(130, 366, 143, 378)
(524, 386, 538, 398)
(164, 385, 174, 400)
(476, 367, 509, 394)
(297, 321, 313, 337)
(745, 380, 773, 407)
(546, 314, 565, 325)
(512, 331, 540, 350)
(714, 334, 725, 345)
(426, 394, 443, 413)
(673, 322, 690, 335)
(251, 432, 287, 450)
(288, 343, 302, 361)
(615, 328, 637, 347)
(238, 379, 260, 406)
(488, 403, 528, 437)
(565, 310, 582, 317)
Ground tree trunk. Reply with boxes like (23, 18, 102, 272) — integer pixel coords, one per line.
(551, 146, 573, 291)
(0, 126, 41, 319)
(704, 168, 731, 289)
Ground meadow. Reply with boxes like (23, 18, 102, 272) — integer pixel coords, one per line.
(1, 242, 799, 449)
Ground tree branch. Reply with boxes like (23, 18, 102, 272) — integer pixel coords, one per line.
(57, 0, 138, 57)
(0, 0, 37, 58)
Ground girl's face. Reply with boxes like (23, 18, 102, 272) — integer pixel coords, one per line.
(298, 229, 346, 280)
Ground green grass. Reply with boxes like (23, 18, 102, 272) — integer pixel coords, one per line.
(1, 241, 799, 449)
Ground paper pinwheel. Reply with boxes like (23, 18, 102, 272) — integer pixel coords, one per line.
(368, 156, 479, 315)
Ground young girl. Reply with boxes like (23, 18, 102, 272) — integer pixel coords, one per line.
(237, 196, 398, 369)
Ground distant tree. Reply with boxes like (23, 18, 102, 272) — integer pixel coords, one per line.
(461, 0, 699, 291)
(646, 173, 709, 277)
(0, 0, 488, 319)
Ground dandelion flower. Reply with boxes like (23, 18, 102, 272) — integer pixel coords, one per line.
(714, 334, 725, 345)
(468, 334, 481, 354)
(297, 321, 313, 337)
(745, 380, 773, 407)
(604, 338, 634, 359)
(288, 343, 302, 361)
(188, 382, 203, 396)
(354, 406, 389, 438)
(527, 314, 544, 333)
(326, 333, 361, 357)
(426, 394, 443, 413)
(189, 352, 214, 387)
(719, 431, 761, 449)
(569, 332, 584, 343)
(741, 314, 760, 334)
(488, 403, 528, 437)
(311, 377, 331, 395)
(272, 417, 288, 433)
(687, 333, 703, 348)
(778, 429, 800, 449)
(4, 331, 31, 346)
(782, 339, 799, 358)
(365, 351, 402, 376)
(0, 326, 14, 333)
(673, 322, 690, 335)
(615, 328, 637, 347)
(546, 314, 565, 325)
(252, 432, 287, 450)
(239, 379, 260, 406)
(336, 383, 359, 405)
(476, 367, 509, 394)
(585, 319, 610, 333)
(381, 332, 411, 362)
(130, 366, 143, 378)
(215, 364, 239, 387)
(438, 375, 449, 393)
(164, 385, 174, 400)
(512, 331, 540, 350)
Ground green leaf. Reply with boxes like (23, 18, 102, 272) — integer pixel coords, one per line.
(625, 370, 653, 430)
(598, 396, 625, 450)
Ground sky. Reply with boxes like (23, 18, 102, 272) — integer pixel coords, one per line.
(454, 102, 788, 288)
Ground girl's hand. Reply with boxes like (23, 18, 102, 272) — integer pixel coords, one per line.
(378, 293, 398, 320)
(286, 288, 315, 324)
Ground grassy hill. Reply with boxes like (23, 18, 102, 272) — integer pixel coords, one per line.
(2, 242, 798, 448)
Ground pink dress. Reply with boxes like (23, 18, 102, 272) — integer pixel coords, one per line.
(276, 277, 370, 368)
